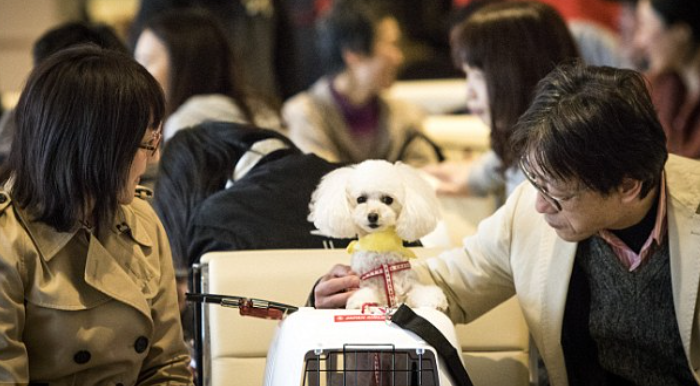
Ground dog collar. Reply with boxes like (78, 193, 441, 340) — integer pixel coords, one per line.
(347, 228, 416, 259)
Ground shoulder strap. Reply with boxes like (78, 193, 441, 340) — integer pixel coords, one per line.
(231, 138, 289, 182)
(396, 131, 446, 163)
(391, 304, 474, 386)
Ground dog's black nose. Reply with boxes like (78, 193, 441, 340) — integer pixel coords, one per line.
(368, 213, 378, 223)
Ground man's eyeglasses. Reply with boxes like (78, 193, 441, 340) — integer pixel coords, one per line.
(519, 156, 575, 212)
(138, 129, 162, 157)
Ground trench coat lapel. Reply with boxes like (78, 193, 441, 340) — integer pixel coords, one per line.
(83, 206, 157, 321)
(84, 232, 153, 320)
(538, 228, 578, 385)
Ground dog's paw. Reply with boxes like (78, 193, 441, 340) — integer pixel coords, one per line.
(346, 287, 382, 309)
(406, 285, 448, 311)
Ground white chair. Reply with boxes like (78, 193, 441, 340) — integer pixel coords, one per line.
(386, 79, 466, 115)
(193, 248, 530, 386)
(421, 114, 490, 153)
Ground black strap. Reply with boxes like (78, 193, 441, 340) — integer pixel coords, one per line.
(397, 131, 446, 163)
(392, 304, 474, 386)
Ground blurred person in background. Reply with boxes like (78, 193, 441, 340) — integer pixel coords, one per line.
(454, 0, 634, 69)
(130, 0, 297, 104)
(424, 1, 580, 201)
(0, 21, 127, 166)
(282, 0, 443, 167)
(634, 0, 700, 158)
(134, 8, 282, 143)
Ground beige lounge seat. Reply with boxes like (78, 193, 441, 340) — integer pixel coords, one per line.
(194, 248, 530, 386)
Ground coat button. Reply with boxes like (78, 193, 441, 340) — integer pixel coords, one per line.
(116, 383, 124, 386)
(74, 350, 91, 364)
(0, 194, 6, 204)
(134, 336, 149, 353)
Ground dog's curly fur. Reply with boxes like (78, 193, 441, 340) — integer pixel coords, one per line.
(309, 160, 448, 310)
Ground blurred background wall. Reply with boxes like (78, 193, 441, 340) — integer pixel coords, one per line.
(0, 0, 137, 105)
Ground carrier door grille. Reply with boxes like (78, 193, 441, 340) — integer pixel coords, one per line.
(302, 344, 439, 386)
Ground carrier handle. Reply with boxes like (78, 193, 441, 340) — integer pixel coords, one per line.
(186, 292, 298, 320)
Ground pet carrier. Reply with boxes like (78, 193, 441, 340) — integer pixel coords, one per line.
(263, 306, 468, 386)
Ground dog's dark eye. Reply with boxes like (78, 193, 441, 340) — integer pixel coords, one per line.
(381, 196, 394, 205)
(357, 196, 367, 204)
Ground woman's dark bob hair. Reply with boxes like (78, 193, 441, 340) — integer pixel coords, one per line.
(6, 45, 164, 232)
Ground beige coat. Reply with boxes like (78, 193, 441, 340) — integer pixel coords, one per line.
(282, 77, 439, 167)
(0, 192, 193, 385)
(414, 154, 700, 385)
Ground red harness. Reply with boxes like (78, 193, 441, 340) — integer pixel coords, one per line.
(360, 261, 412, 307)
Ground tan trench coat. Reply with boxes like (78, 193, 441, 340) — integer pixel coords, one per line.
(414, 154, 700, 385)
(0, 191, 193, 385)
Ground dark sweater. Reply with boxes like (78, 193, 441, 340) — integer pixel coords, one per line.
(561, 236, 696, 385)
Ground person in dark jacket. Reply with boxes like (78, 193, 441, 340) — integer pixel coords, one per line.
(153, 121, 351, 270)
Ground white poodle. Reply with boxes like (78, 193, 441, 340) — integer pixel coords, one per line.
(309, 160, 448, 311)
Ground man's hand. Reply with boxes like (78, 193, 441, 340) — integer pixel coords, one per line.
(313, 264, 360, 309)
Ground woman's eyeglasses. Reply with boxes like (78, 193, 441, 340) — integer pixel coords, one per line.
(138, 129, 162, 157)
(519, 156, 576, 212)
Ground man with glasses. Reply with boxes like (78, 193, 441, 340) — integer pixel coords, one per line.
(314, 63, 700, 385)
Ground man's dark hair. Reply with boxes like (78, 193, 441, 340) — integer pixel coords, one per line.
(512, 62, 668, 199)
(7, 45, 164, 232)
(316, 0, 393, 75)
(32, 21, 127, 65)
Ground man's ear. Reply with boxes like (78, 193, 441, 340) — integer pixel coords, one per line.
(342, 48, 363, 68)
(618, 178, 643, 203)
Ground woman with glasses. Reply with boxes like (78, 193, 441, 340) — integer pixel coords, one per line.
(424, 1, 579, 199)
(0, 46, 192, 384)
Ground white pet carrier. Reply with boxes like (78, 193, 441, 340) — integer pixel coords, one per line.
(263, 307, 464, 386)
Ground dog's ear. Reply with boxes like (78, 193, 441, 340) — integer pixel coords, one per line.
(394, 162, 441, 241)
(308, 165, 358, 238)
